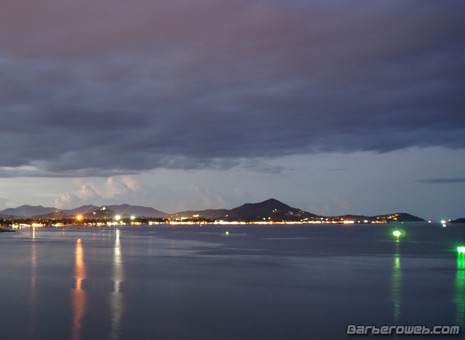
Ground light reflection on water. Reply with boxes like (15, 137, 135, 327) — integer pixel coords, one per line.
(110, 229, 124, 340)
(29, 230, 37, 337)
(455, 252, 465, 326)
(71, 238, 87, 340)
(390, 240, 402, 324)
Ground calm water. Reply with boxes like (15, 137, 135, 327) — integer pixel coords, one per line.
(1, 223, 465, 340)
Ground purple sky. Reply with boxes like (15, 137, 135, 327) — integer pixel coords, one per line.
(0, 0, 464, 219)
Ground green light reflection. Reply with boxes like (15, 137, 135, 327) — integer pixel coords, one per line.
(455, 252, 465, 326)
(391, 241, 402, 323)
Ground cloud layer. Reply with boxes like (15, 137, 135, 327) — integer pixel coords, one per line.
(54, 176, 141, 208)
(1, 0, 464, 177)
(419, 177, 465, 184)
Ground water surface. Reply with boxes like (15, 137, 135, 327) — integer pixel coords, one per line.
(0, 223, 464, 339)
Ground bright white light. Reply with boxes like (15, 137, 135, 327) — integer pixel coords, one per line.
(115, 215, 121, 221)
(130, 215, 135, 220)
(441, 220, 447, 224)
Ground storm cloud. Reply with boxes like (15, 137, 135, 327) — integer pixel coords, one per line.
(1, 0, 464, 177)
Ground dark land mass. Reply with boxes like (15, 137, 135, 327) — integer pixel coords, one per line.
(79, 205, 168, 219)
(0, 205, 56, 217)
(451, 218, 465, 223)
(171, 199, 423, 223)
(173, 198, 317, 221)
(34, 210, 70, 220)
(0, 199, 424, 223)
(1, 204, 168, 219)
(335, 213, 424, 222)
(63, 205, 99, 216)
(229, 198, 317, 220)
(171, 208, 229, 220)
(104, 204, 169, 218)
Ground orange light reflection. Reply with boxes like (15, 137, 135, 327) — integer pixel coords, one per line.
(71, 239, 87, 340)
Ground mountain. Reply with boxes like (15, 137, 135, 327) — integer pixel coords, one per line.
(73, 204, 168, 219)
(34, 205, 101, 220)
(83, 206, 116, 219)
(386, 213, 424, 222)
(227, 198, 316, 220)
(171, 208, 229, 220)
(0, 204, 168, 219)
(0, 205, 57, 217)
(34, 210, 70, 219)
(0, 201, 424, 222)
(335, 212, 424, 222)
(63, 205, 99, 216)
(172, 198, 317, 221)
(103, 204, 168, 218)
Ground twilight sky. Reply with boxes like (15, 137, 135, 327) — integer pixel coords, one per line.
(0, 0, 464, 220)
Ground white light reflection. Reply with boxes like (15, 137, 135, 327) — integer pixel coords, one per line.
(110, 229, 124, 340)
(71, 239, 87, 340)
(29, 234, 37, 337)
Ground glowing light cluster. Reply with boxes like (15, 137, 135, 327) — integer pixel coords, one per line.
(457, 246, 465, 254)
(393, 230, 402, 237)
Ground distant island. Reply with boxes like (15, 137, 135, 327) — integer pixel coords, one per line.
(0, 198, 425, 228)
(451, 218, 465, 224)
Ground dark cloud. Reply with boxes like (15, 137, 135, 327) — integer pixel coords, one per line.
(418, 178, 465, 184)
(0, 0, 464, 176)
(0, 168, 138, 178)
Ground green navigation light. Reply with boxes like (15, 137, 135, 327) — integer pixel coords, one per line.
(393, 230, 401, 238)
(457, 246, 465, 254)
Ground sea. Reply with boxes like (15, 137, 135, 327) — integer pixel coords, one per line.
(0, 223, 464, 340)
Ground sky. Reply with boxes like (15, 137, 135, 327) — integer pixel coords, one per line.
(0, 0, 464, 220)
